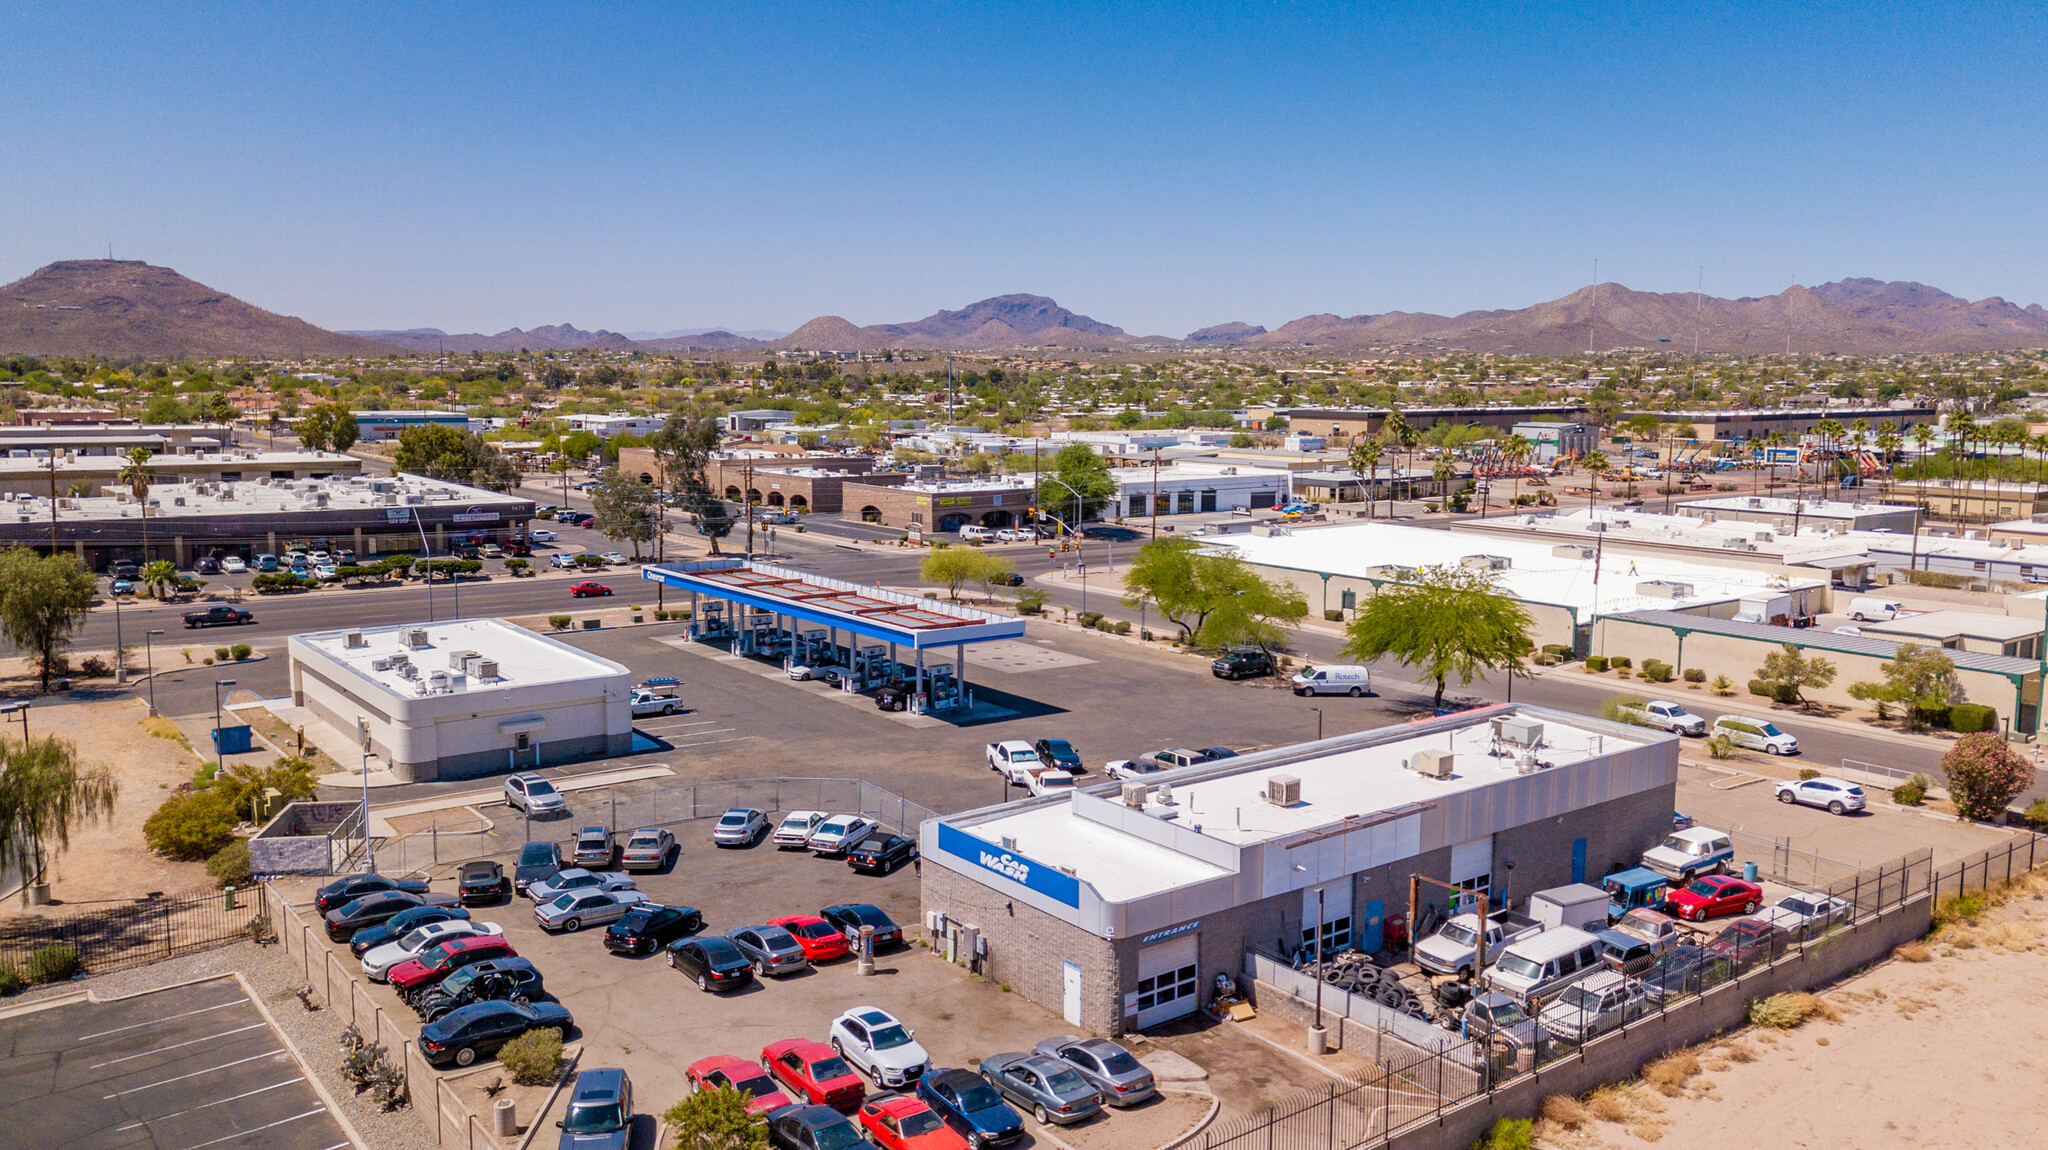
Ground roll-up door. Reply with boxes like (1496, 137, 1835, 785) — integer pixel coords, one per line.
(1300, 882, 1354, 954)
(1134, 933, 1200, 1028)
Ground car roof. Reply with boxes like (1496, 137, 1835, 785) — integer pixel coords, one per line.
(824, 903, 889, 921)
(870, 1094, 930, 1116)
(770, 914, 829, 927)
(995, 740, 1035, 751)
(577, 826, 607, 835)
(574, 1067, 627, 1096)
(766, 1038, 836, 1059)
(781, 809, 827, 820)
(845, 1006, 895, 1025)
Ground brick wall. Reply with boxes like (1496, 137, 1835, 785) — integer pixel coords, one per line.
(920, 864, 1120, 1034)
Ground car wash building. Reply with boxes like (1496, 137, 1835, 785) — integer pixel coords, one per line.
(918, 705, 1678, 1036)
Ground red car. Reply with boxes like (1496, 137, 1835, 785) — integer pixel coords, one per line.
(1705, 917, 1792, 971)
(766, 915, 851, 962)
(685, 1055, 794, 1117)
(1665, 875, 1764, 922)
(762, 1038, 865, 1110)
(859, 1094, 969, 1150)
(570, 582, 613, 597)
(388, 935, 519, 997)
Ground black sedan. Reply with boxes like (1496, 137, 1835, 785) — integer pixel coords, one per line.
(1032, 738, 1084, 774)
(417, 999, 574, 1069)
(846, 833, 919, 876)
(457, 860, 508, 905)
(348, 904, 471, 958)
(819, 904, 905, 951)
(324, 891, 449, 942)
(514, 840, 562, 897)
(412, 958, 546, 1023)
(874, 686, 909, 712)
(666, 936, 755, 993)
(768, 1104, 877, 1150)
(315, 873, 430, 914)
(604, 904, 704, 956)
(918, 1068, 1022, 1148)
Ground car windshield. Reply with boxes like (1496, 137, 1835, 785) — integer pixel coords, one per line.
(729, 1069, 775, 1097)
(957, 1081, 1005, 1111)
(718, 813, 749, 826)
(423, 945, 461, 971)
(870, 1024, 912, 1049)
(814, 1122, 866, 1150)
(1684, 880, 1720, 898)
(1009, 749, 1039, 762)
(1045, 1068, 1089, 1093)
(439, 967, 480, 995)
(518, 843, 555, 866)
(1496, 954, 1543, 980)
(399, 925, 444, 949)
(810, 1056, 852, 1080)
(628, 833, 661, 848)
(1043, 740, 1073, 755)
(900, 1111, 945, 1136)
(1479, 1000, 1529, 1026)
(1438, 923, 1477, 947)
(561, 1102, 625, 1133)
(526, 779, 557, 796)
(1558, 985, 1605, 1011)
(1658, 835, 1691, 852)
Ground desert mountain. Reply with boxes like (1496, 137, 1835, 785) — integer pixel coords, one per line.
(357, 323, 642, 353)
(773, 294, 1126, 351)
(0, 260, 400, 357)
(1187, 321, 1267, 343)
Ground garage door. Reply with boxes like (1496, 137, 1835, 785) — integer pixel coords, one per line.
(1133, 933, 1200, 1029)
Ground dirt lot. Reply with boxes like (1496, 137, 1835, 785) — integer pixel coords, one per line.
(1533, 875, 2048, 1148)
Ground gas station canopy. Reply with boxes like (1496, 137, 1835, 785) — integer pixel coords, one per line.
(640, 559, 1027, 650)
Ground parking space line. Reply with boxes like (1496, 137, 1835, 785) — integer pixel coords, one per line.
(90, 1022, 270, 1068)
(113, 1076, 306, 1130)
(103, 1049, 287, 1098)
(75, 998, 250, 1042)
(658, 727, 736, 737)
(171, 1106, 325, 1150)
(672, 736, 755, 749)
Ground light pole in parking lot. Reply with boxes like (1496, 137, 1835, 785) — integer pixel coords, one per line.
(144, 629, 164, 716)
(212, 679, 236, 774)
(1312, 707, 1323, 742)
(411, 507, 434, 622)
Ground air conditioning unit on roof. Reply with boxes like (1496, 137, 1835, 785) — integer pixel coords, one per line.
(1265, 774, 1301, 807)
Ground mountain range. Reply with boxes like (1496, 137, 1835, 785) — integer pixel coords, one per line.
(7, 260, 2048, 359)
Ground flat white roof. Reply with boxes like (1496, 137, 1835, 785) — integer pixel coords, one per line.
(895, 476, 1035, 494)
(296, 618, 628, 700)
(967, 804, 1232, 901)
(11, 472, 524, 522)
(1680, 495, 1914, 517)
(1864, 610, 2042, 642)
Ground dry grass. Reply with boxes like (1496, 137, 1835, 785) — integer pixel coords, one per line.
(1586, 1085, 1640, 1123)
(1630, 1123, 1666, 1142)
(1721, 1041, 1755, 1063)
(1642, 1051, 1700, 1096)
(1749, 992, 1839, 1029)
(1540, 1094, 1590, 1130)
(1893, 942, 1933, 962)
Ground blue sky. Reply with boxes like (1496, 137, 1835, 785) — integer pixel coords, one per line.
(4, 2, 2045, 338)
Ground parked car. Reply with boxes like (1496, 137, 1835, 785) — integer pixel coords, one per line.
(667, 935, 756, 992)
(194, 555, 221, 574)
(1030, 1036, 1155, 1106)
(713, 808, 769, 847)
(529, 528, 559, 543)
(1641, 827, 1735, 881)
(726, 924, 810, 976)
(768, 1105, 878, 1150)
(1756, 891, 1853, 939)
(1536, 970, 1653, 1043)
(1031, 738, 1084, 774)
(349, 904, 473, 957)
(515, 840, 564, 896)
(535, 889, 649, 933)
(1704, 918, 1792, 971)
(555, 1066, 632, 1150)
(457, 860, 508, 905)
(525, 868, 638, 904)
(1290, 664, 1372, 697)
(985, 741, 1041, 773)
(572, 825, 615, 868)
(1636, 945, 1731, 1005)
(875, 685, 910, 712)
(504, 772, 568, 816)
(1848, 597, 1903, 622)
(1193, 746, 1239, 762)
(570, 582, 613, 597)
(819, 904, 906, 951)
(978, 1053, 1102, 1127)
(390, 935, 521, 1000)
(808, 814, 879, 855)
(417, 999, 573, 1069)
(182, 605, 253, 628)
(551, 553, 580, 570)
(619, 827, 677, 870)
(1103, 747, 1206, 779)
(255, 553, 279, 571)
(847, 832, 919, 876)
(1710, 715, 1800, 755)
(774, 810, 830, 849)
(324, 891, 446, 942)
(829, 1006, 931, 1087)
(1623, 700, 1708, 736)
(317, 872, 432, 913)
(363, 920, 504, 980)
(859, 1094, 967, 1150)
(412, 957, 545, 1022)
(1664, 875, 1764, 922)
(221, 555, 248, 573)
(604, 903, 703, 955)
(919, 1068, 1022, 1148)
(1773, 776, 1866, 815)
(1457, 991, 1540, 1048)
(686, 1055, 793, 1115)
(1211, 649, 1275, 680)
(769, 914, 853, 963)
(764, 1038, 867, 1109)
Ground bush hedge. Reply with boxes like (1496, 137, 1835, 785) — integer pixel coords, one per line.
(1324, 609, 1344, 621)
(1771, 681, 1801, 705)
(143, 789, 240, 860)
(1748, 678, 1777, 698)
(548, 614, 573, 631)
(1640, 659, 1674, 683)
(1585, 655, 1609, 672)
(230, 643, 252, 661)
(27, 944, 79, 983)
(0, 961, 22, 995)
(250, 573, 314, 593)
(1950, 703, 1997, 733)
(206, 839, 253, 887)
(1610, 656, 1632, 669)
(1912, 702, 1952, 730)
(499, 1027, 564, 1086)
(1683, 667, 1707, 683)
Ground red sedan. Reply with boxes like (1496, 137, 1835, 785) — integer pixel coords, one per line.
(766, 914, 851, 962)
(570, 582, 613, 597)
(685, 1055, 794, 1117)
(1665, 875, 1764, 922)
(762, 1038, 866, 1110)
(859, 1094, 969, 1150)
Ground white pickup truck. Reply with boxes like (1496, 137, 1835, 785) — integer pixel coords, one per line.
(1413, 910, 1544, 978)
(988, 741, 1075, 796)
(1621, 700, 1707, 737)
(987, 741, 1042, 773)
(630, 683, 682, 717)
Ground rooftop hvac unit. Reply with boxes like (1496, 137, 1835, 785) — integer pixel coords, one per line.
(313, 492, 328, 507)
(427, 670, 450, 691)
(1265, 774, 1302, 807)
(1635, 579, 1694, 599)
(1121, 782, 1149, 808)
(1587, 521, 1607, 533)
(1748, 497, 1764, 508)
(447, 648, 478, 670)
(1492, 716, 1545, 747)
(1411, 749, 1455, 779)
(1721, 538, 1758, 551)
(344, 631, 366, 649)
(172, 496, 185, 507)
(1553, 544, 1594, 559)
(1460, 554, 1511, 570)
(397, 662, 420, 680)
(405, 494, 426, 505)
(403, 627, 430, 649)
(475, 659, 499, 681)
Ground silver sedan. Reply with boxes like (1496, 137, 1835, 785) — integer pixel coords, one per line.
(1031, 1036, 1156, 1106)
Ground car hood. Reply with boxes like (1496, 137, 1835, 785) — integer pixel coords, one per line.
(963, 1104, 1021, 1132)
(556, 1131, 630, 1150)
(871, 1041, 931, 1070)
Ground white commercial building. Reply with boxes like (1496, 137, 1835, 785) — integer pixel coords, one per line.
(1109, 461, 1291, 517)
(288, 619, 633, 783)
(562, 413, 668, 439)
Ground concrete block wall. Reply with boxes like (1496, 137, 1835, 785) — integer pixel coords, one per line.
(920, 864, 1120, 1035)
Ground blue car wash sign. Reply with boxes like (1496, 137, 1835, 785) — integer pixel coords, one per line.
(938, 823, 1080, 907)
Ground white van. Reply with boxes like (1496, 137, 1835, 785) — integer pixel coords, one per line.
(1847, 597, 1902, 622)
(958, 525, 994, 542)
(1482, 926, 1604, 1008)
(1291, 665, 1372, 697)
(1710, 715, 1799, 756)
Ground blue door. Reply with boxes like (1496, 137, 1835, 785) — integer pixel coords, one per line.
(1571, 838, 1589, 885)
(1360, 899, 1384, 953)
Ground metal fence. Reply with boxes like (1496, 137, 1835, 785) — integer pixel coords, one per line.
(1931, 832, 2048, 901)
(1185, 1042, 1448, 1150)
(1729, 828, 1869, 890)
(368, 776, 940, 878)
(0, 881, 260, 978)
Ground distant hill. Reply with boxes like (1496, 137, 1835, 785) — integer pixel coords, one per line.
(623, 327, 788, 341)
(774, 294, 1127, 351)
(0, 260, 400, 357)
(1187, 321, 1266, 343)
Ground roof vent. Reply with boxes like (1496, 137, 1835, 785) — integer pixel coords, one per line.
(1265, 774, 1301, 807)
(1411, 749, 1455, 779)
(1121, 782, 1149, 809)
(344, 631, 366, 649)
(403, 627, 430, 649)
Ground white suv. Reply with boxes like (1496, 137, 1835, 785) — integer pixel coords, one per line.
(828, 1006, 931, 1087)
(503, 772, 566, 816)
(1773, 776, 1865, 814)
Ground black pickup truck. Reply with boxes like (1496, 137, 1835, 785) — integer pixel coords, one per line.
(183, 606, 254, 628)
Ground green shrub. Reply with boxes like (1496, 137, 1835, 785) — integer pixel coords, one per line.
(1599, 694, 1648, 726)
(215, 647, 231, 662)
(1610, 656, 1631, 669)
(548, 614, 573, 631)
(1712, 674, 1735, 695)
(1771, 682, 1802, 705)
(143, 788, 240, 860)
(0, 962, 22, 996)
(1798, 767, 1820, 780)
(1950, 703, 1997, 734)
(498, 1027, 564, 1085)
(1111, 621, 1132, 635)
(2026, 797, 2048, 827)
(1892, 780, 1926, 806)
(1541, 644, 1572, 660)
(1748, 678, 1776, 698)
(206, 839, 253, 887)
(1077, 611, 1103, 627)
(78, 655, 112, 678)
(1324, 609, 1344, 622)
(27, 944, 80, 983)
(1684, 667, 1707, 683)
(1470, 1116, 1534, 1150)
(1640, 659, 1674, 683)
(1911, 702, 1952, 730)
(504, 557, 529, 574)
(1705, 733, 1738, 759)
(1585, 655, 1608, 672)
(230, 643, 252, 661)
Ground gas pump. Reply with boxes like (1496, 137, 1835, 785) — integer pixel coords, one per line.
(852, 646, 890, 691)
(795, 629, 831, 666)
(744, 613, 779, 656)
(927, 665, 961, 711)
(696, 601, 733, 642)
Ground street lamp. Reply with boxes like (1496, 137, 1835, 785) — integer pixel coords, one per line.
(112, 585, 126, 684)
(1294, 861, 1328, 1053)
(144, 629, 165, 716)
(411, 506, 434, 622)
(1312, 707, 1324, 741)
(213, 679, 236, 773)
(1039, 476, 1087, 541)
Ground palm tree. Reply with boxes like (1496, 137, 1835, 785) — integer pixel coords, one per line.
(1431, 454, 1458, 511)
(1350, 440, 1383, 520)
(1581, 450, 1610, 516)
(1385, 410, 1417, 505)
(141, 560, 178, 601)
(1877, 431, 1902, 503)
(1946, 410, 1977, 520)
(1502, 433, 1533, 513)
(118, 447, 156, 564)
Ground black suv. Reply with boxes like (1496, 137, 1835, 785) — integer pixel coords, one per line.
(1211, 649, 1275, 680)
(604, 903, 703, 956)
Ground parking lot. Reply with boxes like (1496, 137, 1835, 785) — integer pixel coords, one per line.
(0, 976, 352, 1150)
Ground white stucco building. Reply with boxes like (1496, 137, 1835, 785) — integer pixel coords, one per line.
(287, 619, 633, 783)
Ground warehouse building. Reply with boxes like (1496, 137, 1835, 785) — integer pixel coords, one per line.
(288, 618, 632, 783)
(1108, 461, 1290, 517)
(352, 410, 478, 441)
(0, 448, 361, 497)
(919, 705, 1678, 1036)
(1675, 495, 1919, 535)
(845, 475, 1037, 532)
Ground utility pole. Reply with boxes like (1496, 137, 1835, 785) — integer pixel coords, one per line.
(1588, 259, 1598, 357)
(48, 450, 57, 553)
(1150, 447, 1161, 538)
(743, 458, 756, 560)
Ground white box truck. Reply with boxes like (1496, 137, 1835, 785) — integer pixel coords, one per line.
(1527, 884, 1612, 934)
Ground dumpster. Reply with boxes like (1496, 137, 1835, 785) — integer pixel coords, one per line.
(210, 724, 254, 755)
